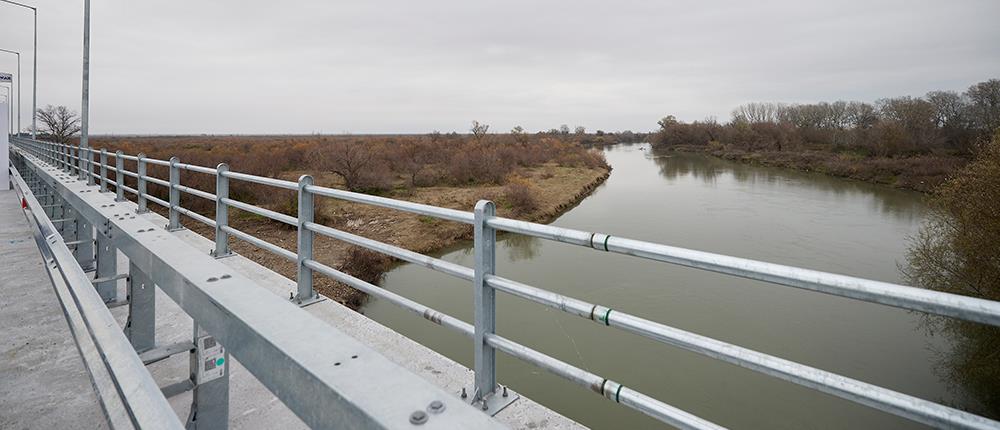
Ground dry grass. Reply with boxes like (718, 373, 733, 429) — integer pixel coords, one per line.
(96, 135, 612, 307)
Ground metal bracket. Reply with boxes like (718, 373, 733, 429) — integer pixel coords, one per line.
(161, 379, 195, 399)
(107, 299, 130, 309)
(139, 341, 196, 366)
(92, 272, 129, 285)
(461, 385, 519, 416)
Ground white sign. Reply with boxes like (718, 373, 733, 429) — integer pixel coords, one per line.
(1, 99, 8, 190)
(194, 335, 226, 384)
(0, 72, 11, 83)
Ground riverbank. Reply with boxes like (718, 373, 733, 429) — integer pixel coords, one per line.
(186, 163, 611, 308)
(658, 144, 967, 193)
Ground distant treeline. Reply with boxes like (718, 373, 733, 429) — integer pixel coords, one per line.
(653, 78, 1000, 157)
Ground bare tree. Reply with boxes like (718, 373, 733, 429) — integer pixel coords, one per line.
(511, 125, 528, 143)
(966, 79, 1000, 133)
(36, 105, 81, 143)
(311, 140, 388, 192)
(574, 125, 586, 135)
(470, 120, 490, 141)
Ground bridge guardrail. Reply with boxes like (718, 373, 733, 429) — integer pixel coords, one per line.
(10, 142, 509, 430)
(9, 161, 184, 430)
(13, 136, 1000, 430)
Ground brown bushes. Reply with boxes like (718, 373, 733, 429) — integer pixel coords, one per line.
(337, 246, 393, 285)
(502, 176, 540, 215)
(89, 133, 609, 213)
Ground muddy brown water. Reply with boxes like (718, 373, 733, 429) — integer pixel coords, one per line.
(362, 143, 970, 429)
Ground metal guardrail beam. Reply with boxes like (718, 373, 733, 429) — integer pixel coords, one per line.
(10, 163, 183, 430)
(12, 150, 508, 430)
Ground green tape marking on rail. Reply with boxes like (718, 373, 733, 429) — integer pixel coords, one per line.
(602, 308, 612, 326)
(603, 235, 611, 252)
(615, 384, 623, 403)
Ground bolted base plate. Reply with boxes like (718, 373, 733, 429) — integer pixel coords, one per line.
(293, 294, 327, 308)
(461, 385, 519, 416)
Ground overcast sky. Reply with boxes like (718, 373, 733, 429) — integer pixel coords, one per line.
(1, 0, 998, 135)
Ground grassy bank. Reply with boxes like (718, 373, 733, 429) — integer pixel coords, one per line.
(662, 144, 966, 192)
(90, 134, 610, 308)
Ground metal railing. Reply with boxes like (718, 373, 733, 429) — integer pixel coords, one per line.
(10, 143, 509, 429)
(13, 136, 1000, 429)
(9, 156, 184, 430)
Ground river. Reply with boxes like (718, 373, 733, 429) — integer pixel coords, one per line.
(361, 143, 965, 429)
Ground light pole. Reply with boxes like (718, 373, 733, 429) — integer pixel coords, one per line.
(0, 0, 36, 138)
(0, 48, 21, 135)
(80, 0, 90, 180)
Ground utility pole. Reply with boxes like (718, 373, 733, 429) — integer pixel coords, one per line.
(80, 0, 90, 179)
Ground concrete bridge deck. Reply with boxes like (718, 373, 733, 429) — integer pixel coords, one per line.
(0, 186, 583, 429)
(0, 189, 106, 429)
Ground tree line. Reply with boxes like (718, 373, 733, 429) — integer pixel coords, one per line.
(654, 78, 1000, 157)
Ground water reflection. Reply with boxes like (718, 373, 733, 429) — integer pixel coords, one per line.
(648, 146, 927, 223)
(502, 233, 541, 262)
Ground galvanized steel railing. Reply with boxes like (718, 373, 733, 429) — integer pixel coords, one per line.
(9, 159, 185, 429)
(13, 136, 1000, 430)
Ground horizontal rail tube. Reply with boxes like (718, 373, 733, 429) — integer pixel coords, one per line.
(144, 175, 169, 188)
(174, 184, 216, 202)
(220, 225, 296, 262)
(176, 163, 217, 175)
(305, 184, 475, 224)
(220, 197, 296, 226)
(485, 217, 1000, 327)
(144, 157, 170, 167)
(174, 205, 216, 228)
(304, 222, 473, 281)
(221, 170, 298, 190)
(145, 193, 169, 209)
(484, 334, 723, 430)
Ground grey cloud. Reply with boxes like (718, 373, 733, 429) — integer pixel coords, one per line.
(1, 0, 997, 134)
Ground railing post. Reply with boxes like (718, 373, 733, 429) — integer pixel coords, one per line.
(212, 163, 232, 258)
(86, 146, 95, 186)
(187, 324, 229, 429)
(99, 148, 108, 192)
(115, 150, 125, 202)
(167, 156, 182, 231)
(473, 200, 497, 407)
(136, 152, 148, 213)
(126, 261, 155, 353)
(295, 175, 316, 304)
(77, 143, 85, 181)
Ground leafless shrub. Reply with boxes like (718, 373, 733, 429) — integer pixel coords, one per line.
(337, 246, 393, 285)
(502, 176, 540, 215)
